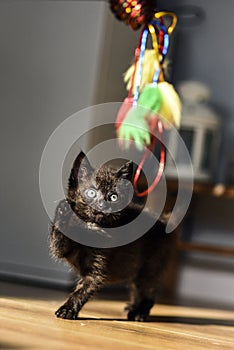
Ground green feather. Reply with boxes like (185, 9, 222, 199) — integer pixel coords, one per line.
(138, 84, 162, 113)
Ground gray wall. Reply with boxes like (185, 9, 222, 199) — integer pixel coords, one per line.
(0, 0, 139, 285)
(0, 0, 110, 284)
(159, 0, 234, 115)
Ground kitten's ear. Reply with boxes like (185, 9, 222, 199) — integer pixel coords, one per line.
(68, 151, 93, 189)
(116, 160, 133, 181)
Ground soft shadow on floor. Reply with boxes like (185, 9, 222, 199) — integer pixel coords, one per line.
(0, 342, 30, 349)
(147, 315, 234, 326)
(70, 315, 234, 327)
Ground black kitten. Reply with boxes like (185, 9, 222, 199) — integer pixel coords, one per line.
(50, 151, 175, 321)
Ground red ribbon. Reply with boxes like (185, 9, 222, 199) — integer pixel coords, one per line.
(133, 119, 165, 197)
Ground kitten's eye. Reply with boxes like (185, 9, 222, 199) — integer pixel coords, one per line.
(109, 193, 118, 202)
(85, 189, 97, 199)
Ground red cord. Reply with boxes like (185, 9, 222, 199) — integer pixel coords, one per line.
(133, 120, 165, 197)
(128, 27, 145, 98)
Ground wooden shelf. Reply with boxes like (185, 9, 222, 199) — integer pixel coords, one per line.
(193, 183, 234, 198)
(166, 180, 234, 263)
(177, 240, 234, 258)
(167, 179, 234, 199)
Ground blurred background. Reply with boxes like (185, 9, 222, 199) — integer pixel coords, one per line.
(0, 0, 233, 308)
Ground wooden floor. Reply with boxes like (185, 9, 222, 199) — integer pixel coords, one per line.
(1, 282, 234, 350)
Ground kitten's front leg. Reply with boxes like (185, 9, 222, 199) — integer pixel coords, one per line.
(50, 199, 77, 258)
(55, 275, 104, 320)
(55, 251, 107, 320)
(86, 222, 111, 238)
(50, 225, 76, 259)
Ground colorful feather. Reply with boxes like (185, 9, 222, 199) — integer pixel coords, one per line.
(124, 49, 161, 94)
(157, 82, 182, 128)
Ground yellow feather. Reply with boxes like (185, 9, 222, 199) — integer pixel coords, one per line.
(158, 82, 182, 128)
(124, 50, 160, 93)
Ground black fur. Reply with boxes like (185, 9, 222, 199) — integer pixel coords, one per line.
(50, 151, 175, 321)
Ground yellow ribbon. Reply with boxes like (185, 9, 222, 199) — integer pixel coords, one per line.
(154, 11, 177, 35)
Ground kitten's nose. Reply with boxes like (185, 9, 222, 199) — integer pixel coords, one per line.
(96, 197, 110, 211)
(98, 199, 105, 208)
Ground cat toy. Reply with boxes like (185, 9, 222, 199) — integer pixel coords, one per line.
(109, 1, 182, 197)
(109, 0, 158, 30)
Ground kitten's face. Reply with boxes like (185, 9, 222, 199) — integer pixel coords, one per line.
(67, 152, 134, 226)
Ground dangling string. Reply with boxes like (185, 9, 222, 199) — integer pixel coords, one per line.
(128, 29, 144, 99)
(153, 11, 177, 61)
(154, 11, 177, 35)
(133, 120, 165, 197)
(133, 27, 149, 104)
(131, 24, 166, 197)
(148, 23, 162, 84)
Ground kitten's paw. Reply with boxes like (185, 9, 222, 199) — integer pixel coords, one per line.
(125, 299, 154, 322)
(127, 309, 148, 322)
(55, 302, 79, 320)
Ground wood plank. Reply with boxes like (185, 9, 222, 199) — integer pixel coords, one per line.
(1, 296, 234, 350)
